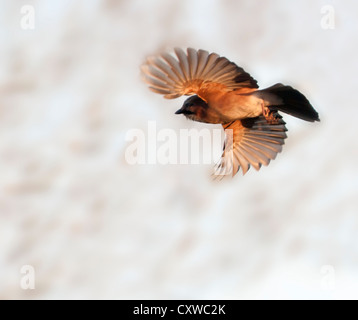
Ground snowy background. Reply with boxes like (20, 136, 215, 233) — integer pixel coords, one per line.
(0, 0, 357, 299)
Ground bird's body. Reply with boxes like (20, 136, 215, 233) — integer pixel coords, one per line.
(209, 89, 263, 121)
(141, 48, 319, 177)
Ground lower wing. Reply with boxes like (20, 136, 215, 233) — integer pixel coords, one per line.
(214, 113, 288, 177)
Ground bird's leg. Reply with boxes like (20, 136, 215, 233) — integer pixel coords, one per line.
(262, 102, 280, 125)
(262, 104, 270, 118)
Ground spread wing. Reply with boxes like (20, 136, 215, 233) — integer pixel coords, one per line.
(141, 48, 258, 100)
(214, 113, 287, 177)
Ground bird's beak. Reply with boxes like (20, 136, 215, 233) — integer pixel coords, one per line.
(175, 108, 184, 115)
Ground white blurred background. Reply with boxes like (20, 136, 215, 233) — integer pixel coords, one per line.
(0, 0, 357, 299)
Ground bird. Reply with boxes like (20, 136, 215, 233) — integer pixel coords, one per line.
(141, 48, 319, 177)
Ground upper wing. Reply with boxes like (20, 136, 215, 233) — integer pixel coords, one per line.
(141, 48, 258, 100)
(214, 113, 287, 177)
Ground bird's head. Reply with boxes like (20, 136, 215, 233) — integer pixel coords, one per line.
(175, 95, 209, 122)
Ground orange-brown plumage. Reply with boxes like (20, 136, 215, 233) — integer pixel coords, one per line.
(141, 48, 319, 177)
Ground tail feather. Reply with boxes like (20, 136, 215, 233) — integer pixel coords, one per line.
(262, 83, 320, 122)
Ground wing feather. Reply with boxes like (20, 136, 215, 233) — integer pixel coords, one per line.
(214, 112, 287, 177)
(174, 48, 191, 81)
(142, 48, 258, 100)
(187, 47, 198, 78)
